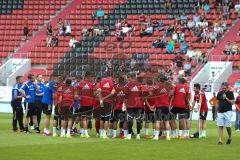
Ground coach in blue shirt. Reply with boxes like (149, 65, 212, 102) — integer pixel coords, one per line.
(19, 74, 40, 133)
(11, 76, 24, 132)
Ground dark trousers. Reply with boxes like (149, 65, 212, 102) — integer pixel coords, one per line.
(11, 102, 24, 131)
(29, 101, 42, 127)
(212, 107, 216, 121)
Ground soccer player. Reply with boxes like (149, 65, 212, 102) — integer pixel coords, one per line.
(58, 79, 78, 138)
(52, 76, 65, 137)
(191, 83, 208, 138)
(170, 77, 191, 138)
(216, 82, 234, 145)
(34, 75, 45, 127)
(78, 71, 95, 138)
(19, 74, 40, 133)
(153, 75, 173, 140)
(142, 79, 156, 139)
(41, 76, 56, 136)
(110, 75, 128, 138)
(11, 76, 24, 132)
(125, 74, 145, 140)
(95, 75, 115, 139)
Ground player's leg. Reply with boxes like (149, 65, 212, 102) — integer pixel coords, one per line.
(126, 108, 134, 140)
(42, 104, 52, 135)
(163, 107, 171, 140)
(17, 106, 24, 131)
(153, 108, 160, 140)
(217, 112, 224, 144)
(109, 112, 114, 138)
(31, 104, 40, 133)
(169, 108, 178, 138)
(11, 103, 18, 132)
(136, 108, 144, 140)
(144, 112, 150, 138)
(225, 111, 232, 144)
(24, 102, 30, 133)
(66, 117, 73, 138)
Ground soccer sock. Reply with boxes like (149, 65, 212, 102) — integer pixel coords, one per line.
(179, 130, 183, 137)
(80, 128, 84, 135)
(145, 128, 149, 135)
(187, 130, 190, 136)
(99, 129, 103, 136)
(84, 130, 89, 136)
(109, 129, 113, 136)
(202, 130, 206, 137)
(72, 122, 77, 130)
(137, 122, 141, 134)
(113, 130, 117, 137)
(175, 130, 178, 137)
(102, 130, 106, 137)
(162, 130, 166, 136)
(61, 129, 66, 136)
(53, 127, 57, 135)
(123, 130, 128, 137)
(155, 130, 160, 139)
(67, 129, 71, 135)
(166, 130, 170, 138)
(153, 129, 156, 135)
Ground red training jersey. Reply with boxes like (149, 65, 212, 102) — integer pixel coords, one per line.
(154, 82, 173, 108)
(126, 80, 144, 108)
(55, 83, 65, 107)
(60, 85, 76, 107)
(194, 91, 208, 112)
(172, 83, 190, 109)
(114, 84, 128, 110)
(78, 80, 95, 106)
(99, 77, 115, 104)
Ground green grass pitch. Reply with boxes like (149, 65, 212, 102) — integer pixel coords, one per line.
(0, 113, 239, 160)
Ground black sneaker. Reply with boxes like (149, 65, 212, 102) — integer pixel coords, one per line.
(190, 132, 199, 138)
(226, 139, 231, 144)
(35, 127, 41, 134)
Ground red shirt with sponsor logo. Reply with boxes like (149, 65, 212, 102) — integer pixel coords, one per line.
(142, 84, 155, 112)
(236, 95, 240, 111)
(93, 82, 101, 108)
(154, 83, 173, 108)
(99, 77, 115, 104)
(114, 84, 128, 110)
(60, 85, 76, 107)
(194, 91, 208, 112)
(126, 80, 144, 108)
(172, 84, 190, 109)
(55, 83, 65, 107)
(78, 80, 95, 107)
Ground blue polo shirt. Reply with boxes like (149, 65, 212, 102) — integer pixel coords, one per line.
(21, 81, 37, 103)
(35, 82, 45, 102)
(11, 84, 22, 102)
(41, 81, 56, 105)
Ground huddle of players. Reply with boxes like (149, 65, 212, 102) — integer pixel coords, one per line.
(11, 71, 209, 140)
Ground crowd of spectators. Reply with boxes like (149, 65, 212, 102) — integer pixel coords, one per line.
(224, 41, 240, 55)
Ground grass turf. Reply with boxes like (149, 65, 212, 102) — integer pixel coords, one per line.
(0, 113, 239, 160)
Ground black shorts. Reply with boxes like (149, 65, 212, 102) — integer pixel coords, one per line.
(23, 27, 29, 36)
(145, 111, 155, 123)
(111, 110, 126, 123)
(42, 103, 52, 115)
(200, 112, 208, 120)
(127, 108, 144, 123)
(99, 102, 113, 121)
(60, 106, 73, 120)
(170, 107, 190, 119)
(78, 106, 93, 118)
(35, 100, 43, 114)
(24, 102, 37, 117)
(155, 107, 171, 121)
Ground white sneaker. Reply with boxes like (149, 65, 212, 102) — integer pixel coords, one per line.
(152, 136, 159, 140)
(60, 134, 66, 138)
(53, 133, 58, 137)
(136, 134, 140, 140)
(125, 134, 131, 140)
(30, 126, 35, 130)
(236, 129, 240, 132)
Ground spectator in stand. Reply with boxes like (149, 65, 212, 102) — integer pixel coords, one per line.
(178, 32, 185, 42)
(96, 7, 104, 20)
(208, 29, 218, 45)
(46, 23, 53, 47)
(186, 46, 196, 60)
(203, 2, 211, 13)
(165, 0, 171, 10)
(180, 13, 188, 24)
(92, 11, 96, 22)
(183, 58, 192, 76)
(187, 19, 195, 31)
(69, 36, 79, 48)
(88, 27, 94, 36)
(175, 53, 183, 68)
(139, 14, 147, 25)
(172, 31, 178, 42)
(157, 20, 164, 31)
(165, 25, 174, 36)
(166, 40, 175, 54)
(193, 13, 201, 24)
(115, 19, 122, 30)
(231, 42, 239, 55)
(222, 4, 230, 20)
(180, 41, 188, 54)
(152, 38, 161, 48)
(214, 23, 224, 39)
(144, 58, 151, 71)
(116, 30, 124, 41)
(235, 3, 240, 15)
(195, 49, 203, 63)
(140, 25, 153, 37)
(23, 18, 29, 41)
(50, 34, 59, 47)
(57, 18, 64, 35)
(82, 27, 88, 37)
(152, 18, 159, 28)
(223, 41, 232, 55)
(235, 91, 240, 131)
